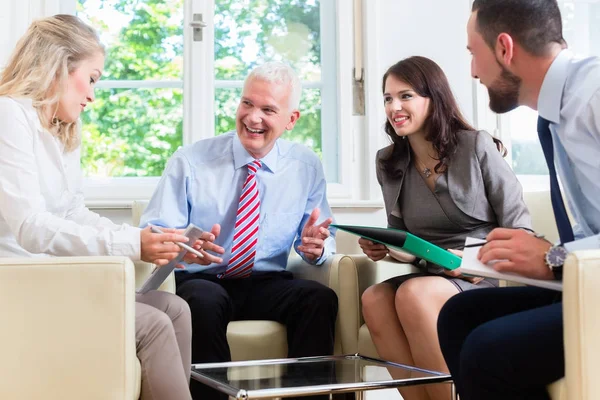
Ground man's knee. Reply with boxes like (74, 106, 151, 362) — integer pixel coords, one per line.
(459, 321, 508, 378)
(308, 282, 338, 313)
(438, 291, 462, 331)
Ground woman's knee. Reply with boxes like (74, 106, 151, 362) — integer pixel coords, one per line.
(144, 290, 191, 320)
(141, 306, 174, 338)
(394, 278, 428, 313)
(166, 292, 192, 323)
(395, 277, 455, 313)
(362, 283, 395, 325)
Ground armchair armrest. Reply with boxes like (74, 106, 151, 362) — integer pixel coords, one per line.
(0, 257, 137, 400)
(287, 254, 359, 355)
(563, 250, 600, 400)
(134, 260, 176, 294)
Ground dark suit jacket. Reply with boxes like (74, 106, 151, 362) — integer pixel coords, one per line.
(376, 130, 532, 231)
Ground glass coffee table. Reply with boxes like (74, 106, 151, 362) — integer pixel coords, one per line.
(191, 354, 455, 399)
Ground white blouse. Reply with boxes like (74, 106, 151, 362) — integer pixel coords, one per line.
(0, 97, 141, 259)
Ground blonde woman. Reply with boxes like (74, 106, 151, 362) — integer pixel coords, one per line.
(0, 15, 203, 400)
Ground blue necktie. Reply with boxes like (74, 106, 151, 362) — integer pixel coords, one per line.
(537, 116, 574, 243)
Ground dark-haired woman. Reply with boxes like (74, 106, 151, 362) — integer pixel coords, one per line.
(358, 56, 531, 400)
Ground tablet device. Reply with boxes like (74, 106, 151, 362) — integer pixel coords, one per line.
(332, 224, 461, 270)
(137, 223, 205, 294)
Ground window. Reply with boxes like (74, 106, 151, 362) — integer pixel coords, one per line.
(73, 0, 349, 204)
(78, 0, 184, 178)
(490, 0, 600, 190)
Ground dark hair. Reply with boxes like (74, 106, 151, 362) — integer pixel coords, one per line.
(472, 0, 566, 56)
(380, 56, 505, 178)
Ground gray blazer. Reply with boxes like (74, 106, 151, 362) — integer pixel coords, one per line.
(376, 130, 532, 231)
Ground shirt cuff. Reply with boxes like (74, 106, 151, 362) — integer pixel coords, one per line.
(109, 227, 141, 260)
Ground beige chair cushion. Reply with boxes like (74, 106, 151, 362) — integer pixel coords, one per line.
(227, 321, 288, 361)
(548, 379, 566, 400)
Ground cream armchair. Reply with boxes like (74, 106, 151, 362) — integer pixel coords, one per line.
(131, 200, 358, 359)
(0, 256, 141, 400)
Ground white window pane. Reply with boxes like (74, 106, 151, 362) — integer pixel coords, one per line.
(77, 0, 184, 178)
(213, 0, 321, 81)
(507, 106, 547, 175)
(81, 87, 183, 177)
(77, 0, 184, 81)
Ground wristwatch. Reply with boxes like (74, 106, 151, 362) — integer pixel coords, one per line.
(544, 244, 568, 280)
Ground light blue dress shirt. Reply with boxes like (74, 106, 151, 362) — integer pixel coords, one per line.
(538, 50, 600, 242)
(140, 131, 336, 274)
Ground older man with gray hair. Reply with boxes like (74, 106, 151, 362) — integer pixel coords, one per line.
(141, 61, 338, 400)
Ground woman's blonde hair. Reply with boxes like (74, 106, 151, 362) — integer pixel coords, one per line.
(0, 14, 104, 151)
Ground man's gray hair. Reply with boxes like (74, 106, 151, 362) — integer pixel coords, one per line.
(245, 61, 302, 110)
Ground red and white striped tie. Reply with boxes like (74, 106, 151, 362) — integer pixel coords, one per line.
(221, 160, 261, 279)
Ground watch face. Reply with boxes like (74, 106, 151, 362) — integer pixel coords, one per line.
(546, 245, 568, 268)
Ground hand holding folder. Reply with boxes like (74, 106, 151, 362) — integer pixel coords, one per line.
(332, 224, 462, 270)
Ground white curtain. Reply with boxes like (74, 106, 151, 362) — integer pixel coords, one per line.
(0, 0, 66, 67)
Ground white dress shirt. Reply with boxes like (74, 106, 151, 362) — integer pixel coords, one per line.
(538, 50, 600, 245)
(0, 97, 141, 258)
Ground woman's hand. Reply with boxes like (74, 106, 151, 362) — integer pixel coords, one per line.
(444, 248, 483, 284)
(358, 238, 389, 261)
(140, 226, 190, 266)
(388, 248, 417, 263)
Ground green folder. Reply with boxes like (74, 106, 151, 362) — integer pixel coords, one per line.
(332, 224, 462, 270)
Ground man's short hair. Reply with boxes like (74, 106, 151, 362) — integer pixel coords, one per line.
(245, 62, 302, 110)
(472, 0, 565, 56)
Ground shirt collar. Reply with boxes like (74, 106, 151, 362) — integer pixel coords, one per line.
(232, 132, 279, 173)
(538, 49, 573, 124)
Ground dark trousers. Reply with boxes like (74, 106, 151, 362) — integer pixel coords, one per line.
(176, 270, 339, 400)
(437, 286, 564, 400)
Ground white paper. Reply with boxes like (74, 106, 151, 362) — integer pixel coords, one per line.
(461, 237, 562, 292)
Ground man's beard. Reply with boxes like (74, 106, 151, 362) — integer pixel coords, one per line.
(487, 65, 522, 114)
